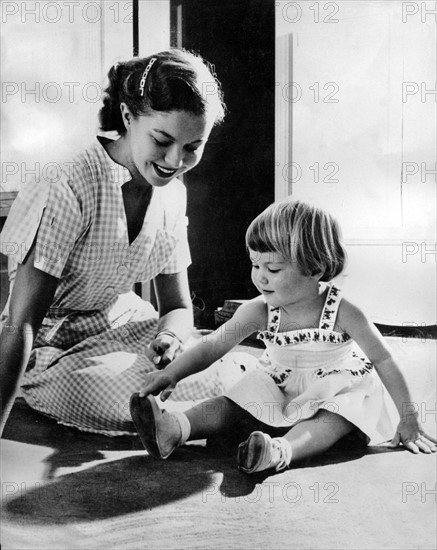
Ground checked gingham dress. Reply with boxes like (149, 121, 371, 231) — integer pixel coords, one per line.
(0, 136, 234, 435)
(226, 284, 396, 444)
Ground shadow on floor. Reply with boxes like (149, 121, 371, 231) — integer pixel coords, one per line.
(2, 398, 404, 524)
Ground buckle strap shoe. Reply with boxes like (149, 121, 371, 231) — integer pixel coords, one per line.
(130, 393, 182, 459)
(238, 431, 292, 474)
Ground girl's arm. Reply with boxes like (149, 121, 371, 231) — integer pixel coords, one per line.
(338, 299, 436, 454)
(138, 297, 267, 400)
(0, 244, 58, 435)
(150, 270, 194, 367)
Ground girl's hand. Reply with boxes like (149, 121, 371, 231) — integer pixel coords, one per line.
(139, 370, 177, 401)
(389, 416, 437, 454)
(149, 331, 184, 369)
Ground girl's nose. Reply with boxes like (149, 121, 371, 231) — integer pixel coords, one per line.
(258, 270, 268, 285)
(165, 145, 185, 169)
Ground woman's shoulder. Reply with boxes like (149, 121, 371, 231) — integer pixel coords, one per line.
(35, 138, 106, 192)
(70, 137, 115, 183)
(55, 137, 123, 204)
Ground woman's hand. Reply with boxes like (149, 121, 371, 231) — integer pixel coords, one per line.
(149, 332, 184, 369)
(139, 370, 177, 401)
(389, 416, 437, 454)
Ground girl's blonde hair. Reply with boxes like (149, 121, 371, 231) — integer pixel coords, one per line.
(246, 198, 347, 282)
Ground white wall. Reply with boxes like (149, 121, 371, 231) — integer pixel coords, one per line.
(275, 0, 436, 325)
(1, 0, 169, 192)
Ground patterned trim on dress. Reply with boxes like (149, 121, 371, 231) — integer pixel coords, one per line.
(257, 283, 350, 346)
(264, 351, 374, 386)
(314, 352, 374, 378)
(319, 284, 341, 330)
(256, 284, 375, 385)
(258, 328, 350, 345)
(266, 368, 293, 385)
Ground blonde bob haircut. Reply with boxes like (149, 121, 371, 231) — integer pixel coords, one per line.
(246, 199, 347, 282)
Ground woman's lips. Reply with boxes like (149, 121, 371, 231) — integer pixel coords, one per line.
(152, 162, 177, 178)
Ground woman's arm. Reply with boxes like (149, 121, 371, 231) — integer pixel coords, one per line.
(139, 297, 267, 400)
(153, 270, 193, 339)
(338, 299, 436, 453)
(0, 244, 58, 435)
(149, 270, 193, 367)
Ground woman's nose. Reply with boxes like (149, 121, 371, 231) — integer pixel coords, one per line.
(165, 145, 185, 169)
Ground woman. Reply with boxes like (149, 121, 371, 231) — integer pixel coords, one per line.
(0, 49, 227, 435)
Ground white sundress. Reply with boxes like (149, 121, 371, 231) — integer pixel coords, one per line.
(226, 284, 397, 444)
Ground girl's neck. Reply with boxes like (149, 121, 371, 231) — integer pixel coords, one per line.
(279, 282, 327, 327)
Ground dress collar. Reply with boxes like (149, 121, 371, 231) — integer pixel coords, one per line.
(96, 134, 132, 188)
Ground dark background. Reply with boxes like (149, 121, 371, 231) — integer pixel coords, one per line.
(170, 0, 275, 327)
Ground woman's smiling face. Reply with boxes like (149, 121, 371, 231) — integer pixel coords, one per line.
(121, 107, 215, 187)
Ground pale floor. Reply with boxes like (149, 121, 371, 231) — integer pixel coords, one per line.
(1, 337, 436, 550)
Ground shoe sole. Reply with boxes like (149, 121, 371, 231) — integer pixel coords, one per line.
(129, 393, 166, 459)
(237, 431, 268, 474)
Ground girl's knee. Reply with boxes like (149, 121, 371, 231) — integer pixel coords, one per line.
(316, 409, 355, 433)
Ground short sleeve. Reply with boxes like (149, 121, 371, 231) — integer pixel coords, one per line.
(0, 174, 84, 279)
(160, 213, 191, 274)
(158, 180, 191, 275)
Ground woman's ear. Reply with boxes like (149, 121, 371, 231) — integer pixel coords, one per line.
(120, 102, 132, 132)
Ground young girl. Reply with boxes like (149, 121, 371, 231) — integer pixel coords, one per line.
(130, 199, 436, 473)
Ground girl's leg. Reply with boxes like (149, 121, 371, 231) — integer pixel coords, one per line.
(282, 409, 355, 463)
(238, 409, 355, 473)
(130, 394, 257, 459)
(185, 396, 256, 440)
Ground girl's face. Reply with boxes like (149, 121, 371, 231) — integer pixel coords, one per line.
(249, 249, 318, 308)
(121, 107, 214, 187)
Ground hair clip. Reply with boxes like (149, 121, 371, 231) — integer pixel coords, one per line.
(139, 57, 157, 97)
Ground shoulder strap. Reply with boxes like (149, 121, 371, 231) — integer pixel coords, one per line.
(319, 284, 342, 331)
(267, 306, 281, 334)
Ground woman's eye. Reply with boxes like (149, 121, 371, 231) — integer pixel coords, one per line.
(153, 137, 171, 147)
(185, 145, 200, 153)
(268, 268, 280, 273)
(251, 264, 259, 269)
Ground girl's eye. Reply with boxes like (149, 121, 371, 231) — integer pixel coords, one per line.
(268, 268, 280, 273)
(251, 264, 259, 269)
(185, 145, 199, 153)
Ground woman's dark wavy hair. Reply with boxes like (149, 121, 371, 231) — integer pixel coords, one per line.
(99, 48, 226, 134)
(246, 198, 347, 282)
